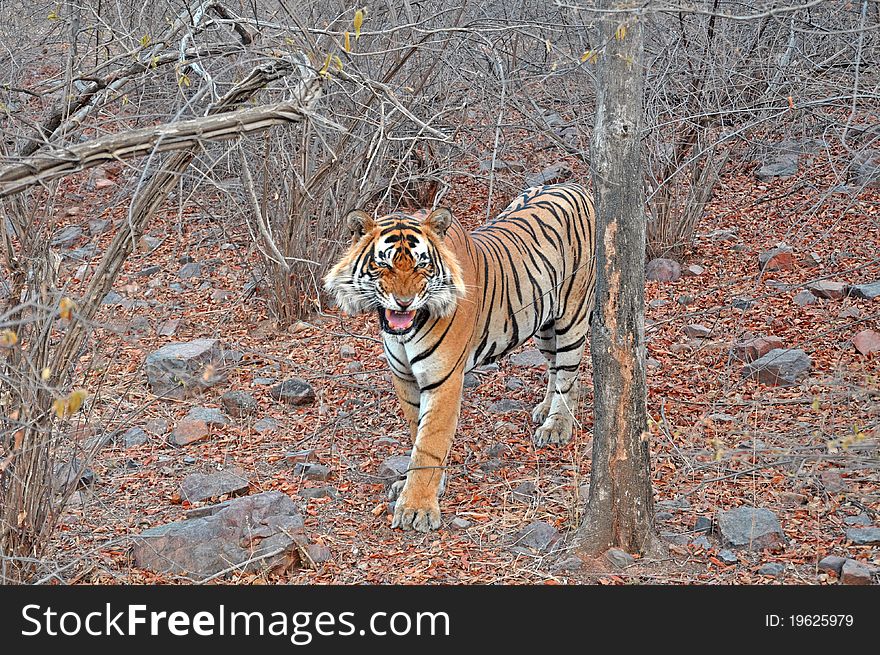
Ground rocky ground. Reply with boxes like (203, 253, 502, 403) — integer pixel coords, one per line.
(33, 135, 880, 585)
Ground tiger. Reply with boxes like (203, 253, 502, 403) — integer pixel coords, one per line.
(324, 182, 596, 532)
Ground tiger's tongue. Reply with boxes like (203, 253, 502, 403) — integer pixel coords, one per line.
(386, 309, 416, 330)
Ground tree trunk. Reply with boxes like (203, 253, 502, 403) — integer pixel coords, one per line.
(578, 3, 665, 559)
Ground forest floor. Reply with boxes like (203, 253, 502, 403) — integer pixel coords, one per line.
(42, 137, 879, 586)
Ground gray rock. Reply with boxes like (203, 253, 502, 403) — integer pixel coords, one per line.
(756, 153, 799, 179)
(480, 457, 509, 473)
(717, 507, 785, 550)
(50, 225, 84, 248)
(512, 480, 536, 502)
(843, 514, 872, 526)
(840, 559, 872, 585)
(742, 348, 811, 386)
(488, 399, 524, 414)
(683, 324, 711, 339)
(293, 463, 330, 481)
(656, 511, 673, 521)
(156, 318, 182, 337)
(174, 469, 250, 503)
(185, 406, 229, 426)
(477, 363, 500, 373)
(505, 377, 525, 390)
(513, 520, 559, 552)
(661, 533, 691, 546)
(706, 228, 738, 241)
(849, 149, 880, 188)
(718, 549, 739, 564)
(270, 378, 316, 406)
(846, 527, 880, 545)
(102, 291, 131, 307)
(731, 296, 754, 310)
(758, 562, 785, 577)
(510, 348, 546, 368)
(646, 258, 682, 282)
(848, 281, 880, 300)
(807, 280, 847, 300)
(298, 486, 337, 500)
(463, 372, 480, 388)
(690, 535, 711, 549)
(677, 294, 695, 306)
(793, 289, 818, 306)
(53, 458, 96, 493)
(88, 219, 111, 236)
(377, 455, 411, 482)
(339, 344, 357, 359)
(451, 517, 472, 530)
(819, 470, 846, 493)
(605, 548, 634, 568)
(65, 244, 98, 261)
(145, 339, 222, 398)
(253, 377, 277, 386)
(551, 556, 584, 573)
(683, 264, 705, 277)
(220, 350, 244, 367)
(139, 235, 162, 253)
(253, 417, 279, 433)
(648, 298, 669, 309)
(525, 162, 572, 187)
(122, 426, 148, 448)
(220, 390, 257, 417)
(802, 252, 821, 267)
(131, 491, 308, 579)
(694, 516, 712, 533)
(304, 544, 331, 564)
(144, 419, 168, 436)
(129, 316, 152, 334)
(177, 262, 202, 279)
(817, 555, 847, 575)
(135, 265, 162, 278)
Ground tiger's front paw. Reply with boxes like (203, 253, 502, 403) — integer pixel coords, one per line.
(391, 491, 441, 532)
(533, 414, 573, 447)
(532, 399, 552, 425)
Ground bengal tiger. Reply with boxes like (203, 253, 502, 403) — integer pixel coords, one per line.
(324, 183, 596, 532)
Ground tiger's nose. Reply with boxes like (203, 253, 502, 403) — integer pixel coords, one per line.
(394, 295, 414, 308)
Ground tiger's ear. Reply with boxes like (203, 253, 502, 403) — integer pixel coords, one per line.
(424, 207, 453, 239)
(345, 210, 375, 240)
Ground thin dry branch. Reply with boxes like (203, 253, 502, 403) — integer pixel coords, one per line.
(0, 61, 325, 199)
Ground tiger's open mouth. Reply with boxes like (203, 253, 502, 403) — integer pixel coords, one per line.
(379, 308, 420, 334)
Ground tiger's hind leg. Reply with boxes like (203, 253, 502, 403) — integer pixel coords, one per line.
(530, 324, 558, 426)
(532, 322, 587, 447)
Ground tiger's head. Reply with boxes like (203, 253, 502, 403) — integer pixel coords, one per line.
(324, 208, 466, 335)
